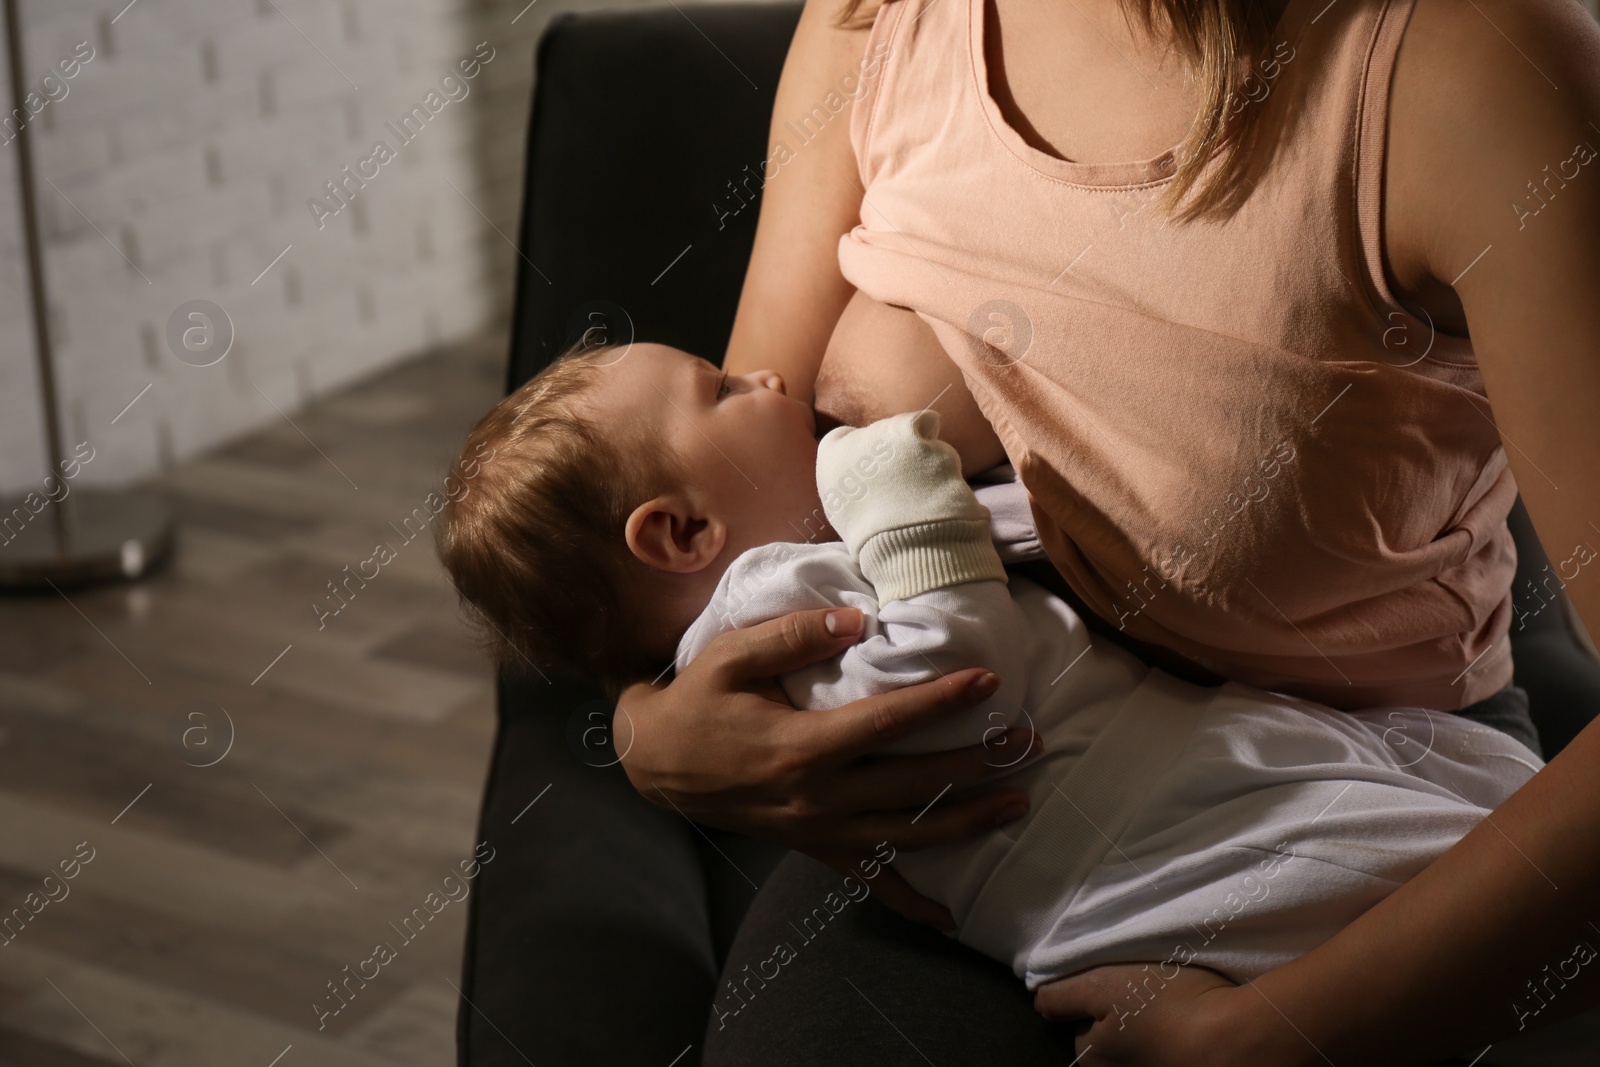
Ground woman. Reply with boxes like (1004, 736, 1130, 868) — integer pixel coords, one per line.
(617, 0, 1600, 1062)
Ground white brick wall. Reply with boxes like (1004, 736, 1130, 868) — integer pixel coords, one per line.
(0, 0, 682, 493)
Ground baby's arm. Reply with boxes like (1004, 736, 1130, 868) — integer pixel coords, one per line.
(808, 411, 1030, 756)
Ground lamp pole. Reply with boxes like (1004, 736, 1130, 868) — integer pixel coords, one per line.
(1, 0, 173, 589)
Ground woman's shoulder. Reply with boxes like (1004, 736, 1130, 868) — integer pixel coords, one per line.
(1384, 0, 1599, 298)
(1393, 0, 1596, 114)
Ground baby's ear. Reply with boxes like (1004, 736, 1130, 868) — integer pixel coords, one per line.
(624, 496, 725, 574)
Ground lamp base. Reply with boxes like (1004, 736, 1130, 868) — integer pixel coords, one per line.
(0, 489, 175, 590)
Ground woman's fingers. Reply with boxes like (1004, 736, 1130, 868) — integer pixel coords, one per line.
(812, 850, 956, 932)
(706, 606, 868, 683)
(777, 725, 1044, 853)
(1034, 969, 1117, 1023)
(861, 862, 956, 931)
(793, 668, 1003, 767)
(855, 727, 1043, 805)
(1033, 965, 1243, 1066)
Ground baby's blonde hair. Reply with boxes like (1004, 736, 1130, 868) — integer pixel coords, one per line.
(435, 341, 681, 685)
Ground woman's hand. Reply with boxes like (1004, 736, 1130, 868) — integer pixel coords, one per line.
(616, 605, 1041, 927)
(1035, 965, 1300, 1067)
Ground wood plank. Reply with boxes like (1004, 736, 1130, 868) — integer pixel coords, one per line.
(0, 667, 495, 793)
(344, 981, 460, 1067)
(0, 687, 491, 886)
(0, 793, 475, 974)
(0, 863, 408, 1031)
(29, 604, 480, 725)
(0, 1027, 121, 1067)
(0, 702, 346, 867)
(371, 621, 489, 679)
(0, 945, 406, 1067)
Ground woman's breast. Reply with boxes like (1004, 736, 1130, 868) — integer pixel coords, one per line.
(816, 289, 1007, 477)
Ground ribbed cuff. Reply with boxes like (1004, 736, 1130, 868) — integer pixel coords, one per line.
(858, 518, 1008, 602)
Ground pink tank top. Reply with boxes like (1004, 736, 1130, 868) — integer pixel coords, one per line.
(838, 0, 1515, 711)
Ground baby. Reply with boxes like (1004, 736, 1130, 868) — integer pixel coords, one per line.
(438, 341, 1590, 1064)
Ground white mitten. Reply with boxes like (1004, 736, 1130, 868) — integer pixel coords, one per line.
(816, 410, 1006, 601)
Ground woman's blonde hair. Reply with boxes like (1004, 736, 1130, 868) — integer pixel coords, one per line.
(835, 0, 1278, 220)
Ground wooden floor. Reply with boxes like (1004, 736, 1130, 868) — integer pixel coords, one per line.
(0, 335, 507, 1066)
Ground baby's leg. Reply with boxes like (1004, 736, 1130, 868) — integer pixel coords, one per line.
(1016, 687, 1543, 989)
(1342, 705, 1542, 810)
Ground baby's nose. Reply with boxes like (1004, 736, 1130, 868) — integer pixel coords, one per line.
(755, 370, 785, 394)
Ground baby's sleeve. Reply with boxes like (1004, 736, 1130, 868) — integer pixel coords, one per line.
(814, 580, 1031, 757)
(789, 412, 1031, 755)
(816, 410, 1006, 601)
(682, 542, 1031, 759)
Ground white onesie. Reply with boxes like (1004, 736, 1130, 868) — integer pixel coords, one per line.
(674, 413, 1587, 1064)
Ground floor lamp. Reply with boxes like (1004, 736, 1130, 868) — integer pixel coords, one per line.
(0, 0, 172, 589)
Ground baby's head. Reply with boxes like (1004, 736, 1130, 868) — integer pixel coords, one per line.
(436, 341, 828, 686)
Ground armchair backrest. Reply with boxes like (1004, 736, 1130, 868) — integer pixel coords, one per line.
(509, 2, 803, 389)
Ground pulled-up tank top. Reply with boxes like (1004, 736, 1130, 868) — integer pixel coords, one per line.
(837, 0, 1515, 711)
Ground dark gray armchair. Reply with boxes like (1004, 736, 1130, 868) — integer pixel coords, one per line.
(456, 4, 1600, 1064)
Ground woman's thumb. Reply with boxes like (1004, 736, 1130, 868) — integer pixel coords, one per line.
(1035, 972, 1111, 1022)
(718, 606, 865, 680)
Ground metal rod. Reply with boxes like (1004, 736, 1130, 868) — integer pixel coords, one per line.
(4, 0, 70, 550)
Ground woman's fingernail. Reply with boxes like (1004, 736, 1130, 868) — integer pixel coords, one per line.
(968, 671, 1000, 699)
(1010, 728, 1044, 760)
(826, 608, 863, 636)
(993, 799, 1029, 826)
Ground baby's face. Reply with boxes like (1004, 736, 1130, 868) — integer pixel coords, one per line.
(585, 343, 833, 555)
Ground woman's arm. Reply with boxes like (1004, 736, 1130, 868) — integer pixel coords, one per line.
(721, 0, 875, 397)
(1039, 1, 1600, 1062)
